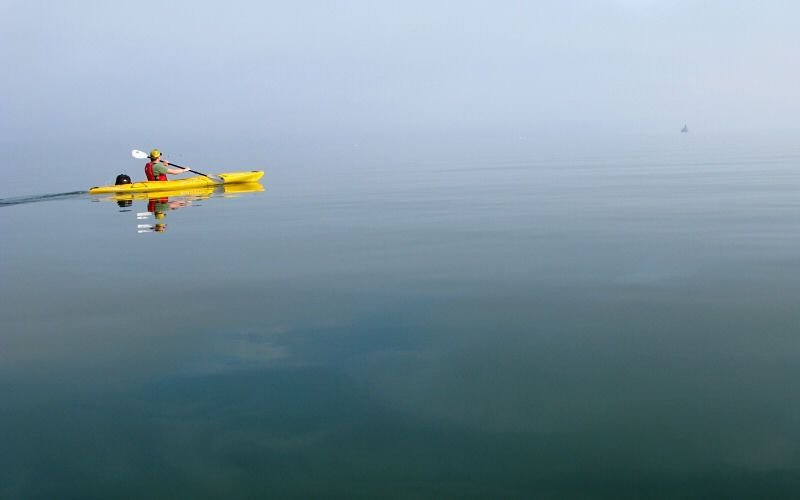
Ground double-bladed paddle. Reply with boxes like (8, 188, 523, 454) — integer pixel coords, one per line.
(131, 150, 223, 183)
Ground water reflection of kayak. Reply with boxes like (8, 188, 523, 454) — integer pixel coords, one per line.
(96, 182, 264, 203)
(88, 171, 264, 194)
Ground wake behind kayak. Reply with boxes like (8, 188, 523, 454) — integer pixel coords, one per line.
(0, 190, 87, 207)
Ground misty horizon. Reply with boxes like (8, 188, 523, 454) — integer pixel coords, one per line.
(3, 0, 799, 148)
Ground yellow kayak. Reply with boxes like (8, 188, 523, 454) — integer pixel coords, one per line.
(88, 171, 264, 194)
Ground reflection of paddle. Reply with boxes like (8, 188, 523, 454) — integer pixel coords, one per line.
(131, 150, 223, 183)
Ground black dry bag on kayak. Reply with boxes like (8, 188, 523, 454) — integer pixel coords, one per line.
(115, 174, 132, 185)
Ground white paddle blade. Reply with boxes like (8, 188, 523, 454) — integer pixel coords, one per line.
(131, 149, 148, 159)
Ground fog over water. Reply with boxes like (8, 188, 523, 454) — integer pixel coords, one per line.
(3, 1, 799, 194)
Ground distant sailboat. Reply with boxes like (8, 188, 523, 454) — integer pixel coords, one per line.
(681, 124, 688, 133)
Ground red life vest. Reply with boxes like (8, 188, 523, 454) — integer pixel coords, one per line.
(145, 161, 167, 181)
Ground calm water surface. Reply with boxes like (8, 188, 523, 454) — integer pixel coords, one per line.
(2, 132, 800, 498)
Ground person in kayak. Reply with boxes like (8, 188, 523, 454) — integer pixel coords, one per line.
(145, 149, 191, 181)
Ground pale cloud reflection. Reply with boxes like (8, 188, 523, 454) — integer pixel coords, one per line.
(182, 326, 291, 374)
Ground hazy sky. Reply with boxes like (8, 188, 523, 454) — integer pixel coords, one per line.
(2, 0, 799, 145)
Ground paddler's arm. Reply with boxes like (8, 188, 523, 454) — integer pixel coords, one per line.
(165, 163, 191, 175)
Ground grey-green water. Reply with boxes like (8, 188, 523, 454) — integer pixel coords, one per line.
(3, 132, 800, 498)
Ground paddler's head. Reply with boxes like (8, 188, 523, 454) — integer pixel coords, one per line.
(155, 211, 166, 220)
(149, 149, 162, 161)
(154, 223, 167, 233)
